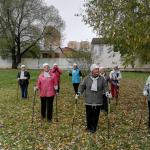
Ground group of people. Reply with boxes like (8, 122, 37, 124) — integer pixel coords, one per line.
(17, 63, 62, 122)
(17, 63, 122, 133)
(70, 64, 122, 133)
(17, 63, 150, 134)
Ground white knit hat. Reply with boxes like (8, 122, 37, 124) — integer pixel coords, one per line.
(53, 63, 57, 66)
(90, 64, 99, 72)
(73, 63, 77, 66)
(43, 63, 49, 68)
(21, 65, 26, 68)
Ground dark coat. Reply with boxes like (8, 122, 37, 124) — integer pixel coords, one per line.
(78, 74, 108, 105)
(17, 71, 30, 86)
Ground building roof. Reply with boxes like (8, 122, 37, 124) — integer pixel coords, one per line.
(91, 38, 108, 44)
(61, 47, 75, 53)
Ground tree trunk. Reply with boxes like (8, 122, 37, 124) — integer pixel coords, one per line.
(11, 47, 17, 69)
(16, 36, 21, 68)
(131, 60, 135, 68)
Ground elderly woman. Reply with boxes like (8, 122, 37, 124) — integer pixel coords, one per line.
(69, 63, 82, 96)
(50, 63, 63, 93)
(109, 66, 122, 100)
(78, 64, 108, 133)
(17, 65, 30, 99)
(99, 66, 111, 113)
(35, 63, 58, 122)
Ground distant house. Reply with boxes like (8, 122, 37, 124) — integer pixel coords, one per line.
(39, 26, 62, 58)
(91, 38, 122, 68)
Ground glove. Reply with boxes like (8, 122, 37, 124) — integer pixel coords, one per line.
(54, 85, 58, 91)
(108, 92, 112, 98)
(105, 91, 112, 98)
(34, 86, 38, 92)
(75, 94, 79, 100)
(143, 90, 148, 96)
(20, 77, 27, 80)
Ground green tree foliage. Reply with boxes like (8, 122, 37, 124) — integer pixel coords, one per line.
(0, 0, 64, 68)
(82, 0, 150, 67)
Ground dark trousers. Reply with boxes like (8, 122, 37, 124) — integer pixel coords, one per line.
(20, 84, 28, 98)
(73, 83, 80, 94)
(41, 97, 54, 121)
(148, 101, 150, 127)
(57, 81, 60, 93)
(86, 105, 101, 132)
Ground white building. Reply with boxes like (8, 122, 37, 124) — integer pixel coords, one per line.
(91, 38, 122, 68)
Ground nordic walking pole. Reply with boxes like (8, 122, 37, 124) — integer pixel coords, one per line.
(137, 97, 147, 130)
(116, 85, 119, 105)
(55, 93, 58, 122)
(16, 81, 19, 101)
(107, 96, 110, 139)
(32, 89, 37, 124)
(71, 95, 78, 131)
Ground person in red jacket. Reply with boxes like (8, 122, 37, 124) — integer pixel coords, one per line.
(35, 63, 58, 122)
(51, 63, 63, 93)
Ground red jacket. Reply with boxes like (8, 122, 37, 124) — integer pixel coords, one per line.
(37, 72, 57, 97)
(50, 66, 63, 83)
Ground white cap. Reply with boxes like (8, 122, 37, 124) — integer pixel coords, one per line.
(21, 65, 26, 68)
(73, 63, 77, 66)
(90, 64, 99, 72)
(53, 63, 57, 66)
(43, 63, 49, 68)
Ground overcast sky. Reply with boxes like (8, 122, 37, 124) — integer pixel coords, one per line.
(44, 0, 96, 46)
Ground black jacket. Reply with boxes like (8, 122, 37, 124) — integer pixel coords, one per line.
(17, 71, 30, 85)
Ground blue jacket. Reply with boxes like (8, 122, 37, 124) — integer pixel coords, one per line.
(71, 68, 82, 83)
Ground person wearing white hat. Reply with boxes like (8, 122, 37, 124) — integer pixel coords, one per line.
(143, 75, 150, 133)
(35, 63, 58, 122)
(50, 63, 63, 93)
(109, 66, 122, 101)
(78, 64, 108, 133)
(99, 66, 111, 113)
(17, 65, 30, 99)
(69, 63, 82, 96)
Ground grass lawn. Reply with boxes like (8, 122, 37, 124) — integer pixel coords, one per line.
(0, 70, 150, 150)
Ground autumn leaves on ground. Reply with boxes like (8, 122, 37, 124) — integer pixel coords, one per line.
(0, 70, 150, 150)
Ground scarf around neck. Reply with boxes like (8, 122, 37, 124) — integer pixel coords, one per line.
(90, 76, 99, 92)
(44, 71, 50, 78)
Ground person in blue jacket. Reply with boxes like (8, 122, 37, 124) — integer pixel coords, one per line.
(69, 63, 82, 96)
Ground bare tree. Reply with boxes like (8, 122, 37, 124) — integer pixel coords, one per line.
(0, 0, 65, 68)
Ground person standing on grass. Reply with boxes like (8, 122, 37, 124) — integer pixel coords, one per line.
(17, 65, 30, 99)
(77, 64, 109, 133)
(34, 63, 58, 122)
(99, 66, 111, 113)
(69, 63, 82, 97)
(50, 63, 63, 94)
(143, 75, 150, 133)
(109, 66, 122, 99)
